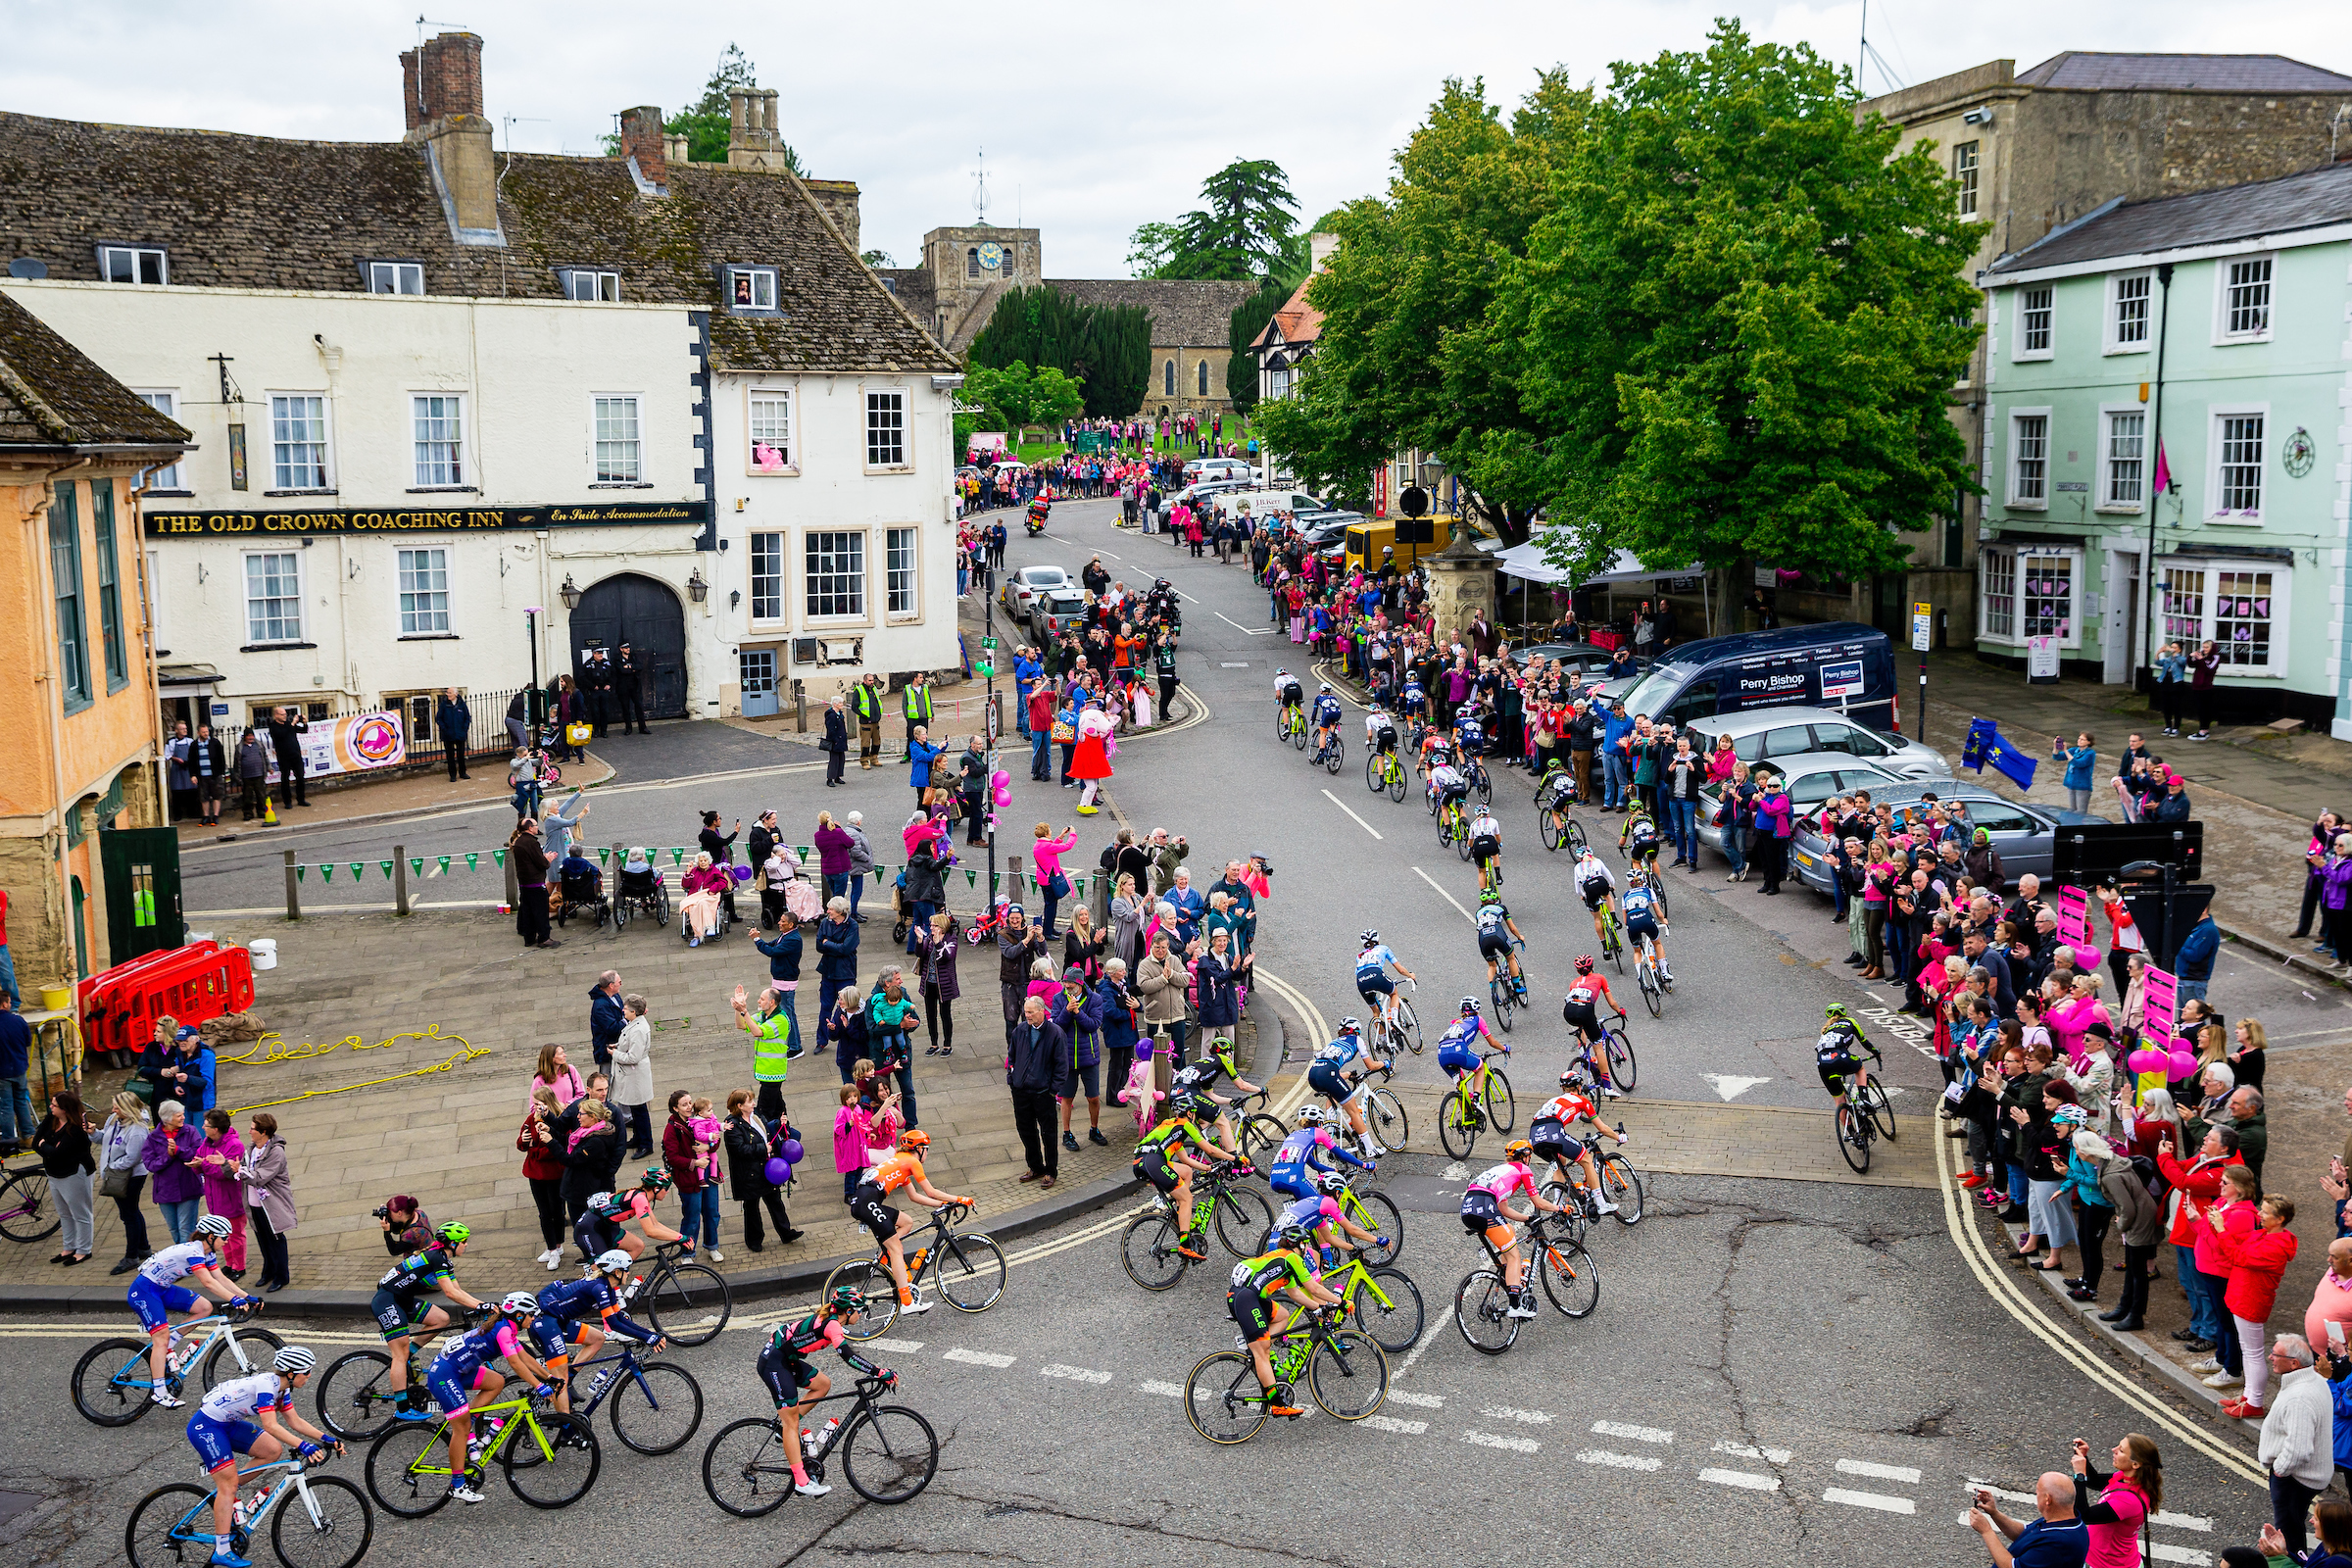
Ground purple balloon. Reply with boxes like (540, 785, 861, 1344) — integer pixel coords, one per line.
(764, 1156, 791, 1185)
(780, 1138, 805, 1165)
(731, 863, 756, 885)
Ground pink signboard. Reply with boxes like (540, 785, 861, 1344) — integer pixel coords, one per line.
(2141, 966, 2178, 1040)
(2054, 887, 2093, 953)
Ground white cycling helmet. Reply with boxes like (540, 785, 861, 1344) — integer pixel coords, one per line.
(272, 1346, 318, 1375)
(1296, 1105, 1329, 1128)
(1314, 1171, 1350, 1197)
(1358, 929, 1380, 947)
(195, 1214, 232, 1239)
(498, 1292, 541, 1317)
(590, 1250, 633, 1276)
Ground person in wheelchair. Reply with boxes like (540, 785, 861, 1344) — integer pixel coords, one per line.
(558, 850, 608, 927)
(616, 847, 666, 923)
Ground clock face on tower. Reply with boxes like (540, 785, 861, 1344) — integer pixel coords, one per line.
(977, 241, 1004, 271)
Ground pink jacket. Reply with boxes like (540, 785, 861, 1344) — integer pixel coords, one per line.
(1030, 831, 1077, 881)
(1706, 748, 1738, 784)
(683, 863, 730, 896)
(191, 1129, 248, 1216)
(832, 1104, 870, 1175)
(903, 816, 949, 858)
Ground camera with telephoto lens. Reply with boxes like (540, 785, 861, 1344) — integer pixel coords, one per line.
(370, 1205, 392, 1220)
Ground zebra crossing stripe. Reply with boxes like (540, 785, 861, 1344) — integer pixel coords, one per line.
(1823, 1488, 1916, 1516)
(1575, 1448, 1662, 1472)
(1697, 1468, 1780, 1492)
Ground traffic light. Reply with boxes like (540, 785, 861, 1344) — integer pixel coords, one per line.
(2122, 885, 2216, 972)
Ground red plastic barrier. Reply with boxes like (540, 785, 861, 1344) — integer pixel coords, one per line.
(77, 942, 257, 1062)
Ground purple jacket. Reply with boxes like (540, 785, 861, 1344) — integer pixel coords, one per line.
(1756, 792, 1794, 840)
(814, 823, 854, 877)
(2324, 857, 2352, 912)
(141, 1121, 205, 1204)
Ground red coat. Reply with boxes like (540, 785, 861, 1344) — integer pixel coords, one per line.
(516, 1109, 566, 1182)
(2215, 1222, 2298, 1324)
(2155, 1148, 2240, 1248)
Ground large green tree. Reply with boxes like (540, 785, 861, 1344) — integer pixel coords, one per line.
(1224, 285, 1286, 413)
(1130, 161, 1300, 281)
(1510, 23, 1979, 580)
(666, 43, 800, 170)
(968, 286, 1151, 418)
(963, 361, 1085, 435)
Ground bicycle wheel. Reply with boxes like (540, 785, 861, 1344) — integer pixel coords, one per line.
(1491, 976, 1514, 1034)
(364, 1421, 453, 1519)
(1865, 1081, 1899, 1142)
(839, 1405, 939, 1503)
(1307, 1329, 1389, 1420)
(1605, 920, 1624, 972)
(1364, 753, 1386, 794)
(1291, 715, 1308, 752)
(1537, 1183, 1592, 1250)
(1349, 1191, 1403, 1266)
(1457, 820, 1474, 861)
(1637, 956, 1662, 1018)
(1214, 1186, 1274, 1258)
(270, 1474, 372, 1568)
(930, 1233, 1007, 1313)
(823, 1258, 902, 1338)
(1324, 735, 1345, 775)
(1650, 876, 1671, 921)
(203, 1326, 284, 1392)
(1184, 1351, 1268, 1445)
(1604, 1028, 1639, 1095)
(314, 1349, 397, 1442)
(503, 1412, 601, 1508)
(1393, 996, 1420, 1054)
(608, 1361, 704, 1456)
(1119, 1212, 1188, 1292)
(541, 763, 563, 787)
(1387, 761, 1408, 803)
(73, 1336, 157, 1426)
(1540, 809, 1562, 852)
(0, 1167, 59, 1243)
(1237, 1113, 1288, 1166)
(1471, 764, 1492, 806)
(1565, 819, 1588, 858)
(702, 1418, 793, 1518)
(1482, 1069, 1515, 1133)
(1352, 1266, 1424, 1352)
(1437, 1091, 1477, 1160)
(653, 881, 670, 926)
(1452, 1269, 1519, 1355)
(1597, 1154, 1646, 1224)
(1363, 1087, 1410, 1151)
(124, 1483, 212, 1568)
(646, 1261, 731, 1347)
(1435, 808, 1453, 849)
(1837, 1103, 1873, 1174)
(1275, 710, 1291, 744)
(1538, 1242, 1601, 1319)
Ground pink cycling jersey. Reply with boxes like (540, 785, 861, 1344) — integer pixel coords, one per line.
(1467, 1161, 1537, 1201)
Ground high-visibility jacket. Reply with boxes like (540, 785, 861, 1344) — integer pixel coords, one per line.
(902, 684, 933, 726)
(852, 685, 885, 724)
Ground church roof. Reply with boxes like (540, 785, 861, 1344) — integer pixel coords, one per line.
(1043, 277, 1258, 348)
(0, 289, 192, 452)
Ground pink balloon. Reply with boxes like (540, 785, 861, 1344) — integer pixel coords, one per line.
(2167, 1049, 2198, 1079)
(2127, 1047, 2169, 1075)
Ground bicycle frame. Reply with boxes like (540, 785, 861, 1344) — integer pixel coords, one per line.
(158, 1455, 327, 1551)
(1325, 1257, 1397, 1316)
(122, 1312, 260, 1396)
(564, 1341, 659, 1419)
(398, 1392, 561, 1481)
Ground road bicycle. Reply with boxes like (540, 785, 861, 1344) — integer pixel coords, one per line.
(314, 1319, 467, 1442)
(701, 1374, 938, 1514)
(1228, 1087, 1291, 1169)
(1452, 1208, 1599, 1355)
(1633, 931, 1670, 1019)
(1310, 728, 1345, 774)
(126, 1449, 370, 1568)
(1540, 1130, 1647, 1234)
(823, 1202, 1006, 1338)
(74, 1304, 286, 1426)
(1374, 979, 1421, 1058)
(1488, 943, 1530, 1036)
(1461, 757, 1493, 805)
(1365, 747, 1408, 803)
(364, 1387, 600, 1517)
(1590, 1019, 1639, 1096)
(1183, 1306, 1390, 1444)
(1276, 704, 1307, 750)
(618, 1240, 732, 1347)
(1596, 901, 1625, 970)
(1325, 1253, 1424, 1352)
(1534, 766, 1590, 856)
(0, 1156, 58, 1244)
(1256, 1167, 1403, 1271)
(1834, 1052, 1897, 1175)
(1121, 1168, 1275, 1290)
(1436, 795, 1469, 852)
(556, 1339, 704, 1456)
(1437, 1046, 1516, 1161)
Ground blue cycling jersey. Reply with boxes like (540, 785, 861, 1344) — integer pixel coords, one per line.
(433, 1318, 523, 1382)
(1354, 945, 1398, 982)
(1623, 888, 1657, 922)
(1311, 695, 1343, 726)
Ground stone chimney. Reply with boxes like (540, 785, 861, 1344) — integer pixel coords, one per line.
(399, 31, 501, 245)
(1308, 231, 1340, 274)
(617, 106, 666, 189)
(663, 132, 690, 164)
(726, 87, 795, 171)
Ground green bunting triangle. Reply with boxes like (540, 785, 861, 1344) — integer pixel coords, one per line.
(436, 856, 450, 877)
(349, 862, 366, 881)
(409, 858, 423, 878)
(965, 869, 976, 887)
(295, 864, 307, 883)
(492, 849, 507, 868)
(670, 848, 685, 866)
(319, 863, 334, 883)
(596, 847, 611, 866)
(465, 853, 479, 873)
(380, 860, 395, 878)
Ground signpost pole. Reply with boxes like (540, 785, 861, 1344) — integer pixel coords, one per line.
(1910, 601, 1934, 743)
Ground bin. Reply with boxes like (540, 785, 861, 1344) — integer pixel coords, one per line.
(250, 938, 277, 971)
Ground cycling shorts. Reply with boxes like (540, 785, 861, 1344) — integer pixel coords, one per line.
(128, 1278, 197, 1334)
(1458, 1190, 1505, 1234)
(1478, 933, 1512, 959)
(1135, 1150, 1179, 1197)
(1578, 882, 1612, 911)
(574, 1212, 624, 1258)
(424, 1362, 486, 1416)
(1228, 1287, 1277, 1345)
(1372, 728, 1397, 754)
(1625, 913, 1661, 943)
(369, 1288, 436, 1343)
(525, 1313, 582, 1364)
(1306, 1063, 1356, 1104)
(1531, 1136, 1576, 1170)
(1470, 835, 1500, 863)
(847, 1185, 900, 1243)
(1561, 1001, 1603, 1043)
(1354, 973, 1394, 1002)
(1817, 1059, 1860, 1097)
(1436, 1043, 1479, 1079)
(186, 1412, 263, 1472)
(1268, 1167, 1316, 1202)
(756, 1338, 814, 1407)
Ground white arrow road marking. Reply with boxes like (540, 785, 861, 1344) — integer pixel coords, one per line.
(1575, 1448, 1661, 1471)
(1824, 1489, 1916, 1515)
(1592, 1420, 1673, 1445)
(1838, 1459, 1921, 1483)
(2152, 1511, 2213, 1533)
(943, 1348, 1015, 1368)
(1322, 790, 1385, 841)
(1703, 1074, 1773, 1102)
(1698, 1468, 1781, 1492)
(1214, 612, 1274, 635)
(1714, 1440, 1793, 1464)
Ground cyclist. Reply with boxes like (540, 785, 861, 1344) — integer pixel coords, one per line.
(426, 1292, 561, 1504)
(1364, 702, 1399, 764)
(1167, 1036, 1264, 1159)
(1352, 931, 1418, 1042)
(1427, 751, 1471, 830)
(1619, 803, 1663, 875)
(1307, 1019, 1385, 1158)
(524, 1250, 664, 1416)
(1417, 722, 1453, 783)
(370, 1220, 483, 1421)
(185, 1345, 337, 1568)
(1278, 1171, 1386, 1271)
(574, 1168, 686, 1265)
(1454, 708, 1488, 779)
(1561, 956, 1628, 1100)
(1621, 867, 1674, 986)
(1816, 1003, 1879, 1114)
(1458, 1141, 1570, 1320)
(757, 1285, 895, 1499)
(1530, 1072, 1630, 1218)
(1475, 892, 1529, 1000)
(1268, 1105, 1371, 1210)
(130, 1214, 250, 1409)
(1309, 683, 1345, 762)
(1272, 667, 1304, 720)
(848, 1130, 976, 1316)
(1133, 1099, 1235, 1258)
(1572, 846, 1619, 952)
(1436, 997, 1503, 1094)
(1397, 674, 1428, 734)
(1468, 802, 1504, 892)
(1227, 1227, 1345, 1417)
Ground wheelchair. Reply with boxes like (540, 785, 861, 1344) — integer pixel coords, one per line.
(556, 866, 611, 930)
(612, 861, 670, 931)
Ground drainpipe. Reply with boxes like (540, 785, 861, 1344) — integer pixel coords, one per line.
(2140, 262, 2174, 689)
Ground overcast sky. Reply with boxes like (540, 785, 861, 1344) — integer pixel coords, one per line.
(8, 1, 2352, 277)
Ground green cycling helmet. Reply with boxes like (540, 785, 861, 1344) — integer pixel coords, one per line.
(436, 1221, 471, 1247)
(827, 1285, 865, 1315)
(1478, 888, 1501, 906)
(1824, 1003, 1853, 1023)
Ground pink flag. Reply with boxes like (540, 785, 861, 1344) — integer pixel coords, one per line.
(2151, 439, 2171, 497)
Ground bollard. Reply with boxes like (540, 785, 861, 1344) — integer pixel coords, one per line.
(282, 849, 300, 921)
(1004, 854, 1022, 908)
(794, 679, 808, 733)
(393, 842, 411, 916)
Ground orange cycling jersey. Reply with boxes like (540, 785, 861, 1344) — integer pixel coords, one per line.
(1536, 1092, 1596, 1127)
(1563, 975, 1618, 1011)
(870, 1154, 926, 1196)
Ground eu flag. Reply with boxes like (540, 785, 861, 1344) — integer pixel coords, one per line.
(1984, 732, 2039, 791)
(1961, 717, 1997, 773)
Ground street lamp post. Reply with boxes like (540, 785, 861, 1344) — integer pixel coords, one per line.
(524, 607, 543, 732)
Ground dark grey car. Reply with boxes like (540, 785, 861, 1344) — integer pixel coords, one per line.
(1781, 782, 2108, 897)
(1027, 589, 1091, 641)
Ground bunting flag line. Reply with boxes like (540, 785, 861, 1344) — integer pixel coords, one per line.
(492, 850, 507, 869)
(436, 856, 451, 877)
(295, 864, 307, 883)
(349, 862, 366, 881)
(319, 864, 335, 883)
(596, 847, 611, 865)
(670, 847, 685, 866)
(379, 860, 395, 879)
(410, 858, 424, 879)
(465, 854, 479, 873)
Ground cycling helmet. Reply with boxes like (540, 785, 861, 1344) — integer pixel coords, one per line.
(1824, 1003, 1853, 1023)
(194, 1214, 233, 1239)
(1628, 867, 1646, 886)
(1503, 1139, 1535, 1162)
(1276, 668, 1291, 679)
(1295, 1104, 1329, 1129)
(898, 1130, 932, 1153)
(1459, 997, 1481, 1017)
(1478, 888, 1501, 906)
(272, 1346, 318, 1376)
(1314, 1171, 1350, 1197)
(1574, 955, 1595, 975)
(498, 1292, 540, 1317)
(827, 1285, 865, 1315)
(1319, 683, 1333, 693)
(638, 1167, 673, 1194)
(591, 1250, 632, 1275)
(1358, 930, 1380, 947)
(1276, 1224, 1313, 1250)
(1559, 1068, 1585, 1089)
(1154, 578, 1170, 591)
(1335, 1015, 1361, 1036)
(436, 1221, 471, 1248)
(1575, 844, 1598, 859)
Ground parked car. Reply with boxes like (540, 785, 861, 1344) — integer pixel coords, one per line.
(999, 564, 1070, 620)
(1694, 756, 1903, 860)
(1780, 783, 2107, 897)
(1688, 706, 1952, 784)
(1208, 488, 1324, 522)
(1169, 479, 1253, 511)
(1185, 457, 1254, 481)
(1026, 587, 1091, 641)
(1515, 642, 1649, 687)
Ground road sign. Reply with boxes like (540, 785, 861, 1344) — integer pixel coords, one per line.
(981, 637, 998, 650)
(1910, 602, 1933, 653)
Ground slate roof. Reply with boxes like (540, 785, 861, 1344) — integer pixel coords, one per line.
(0, 111, 955, 374)
(1043, 278, 1258, 349)
(1987, 159, 2352, 273)
(0, 289, 191, 451)
(2015, 52, 2352, 92)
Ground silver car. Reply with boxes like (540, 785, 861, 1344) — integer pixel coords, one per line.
(1783, 783, 2107, 897)
(1689, 707, 1952, 784)
(999, 564, 1070, 621)
(1694, 756, 1903, 858)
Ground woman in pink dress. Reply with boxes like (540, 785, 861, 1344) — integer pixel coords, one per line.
(1071, 704, 1116, 816)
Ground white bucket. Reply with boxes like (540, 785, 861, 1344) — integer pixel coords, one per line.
(249, 938, 278, 971)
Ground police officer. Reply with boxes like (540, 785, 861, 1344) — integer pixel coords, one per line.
(614, 643, 649, 735)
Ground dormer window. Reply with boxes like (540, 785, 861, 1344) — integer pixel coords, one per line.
(367, 261, 425, 295)
(563, 269, 620, 303)
(98, 245, 167, 285)
(727, 267, 778, 313)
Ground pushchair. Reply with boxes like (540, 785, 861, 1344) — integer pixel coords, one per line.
(612, 848, 669, 931)
(556, 858, 611, 930)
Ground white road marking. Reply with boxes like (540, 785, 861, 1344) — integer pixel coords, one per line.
(1441, 1162, 1469, 1183)
(1385, 1391, 1444, 1409)
(1703, 1074, 1773, 1102)
(1178, 589, 1201, 603)
(1412, 865, 1475, 922)
(1361, 1414, 1429, 1436)
(1219, 662, 1250, 667)
(1592, 1420, 1673, 1445)
(1214, 611, 1274, 635)
(1464, 1430, 1544, 1454)
(2152, 1546, 2213, 1566)
(942, 1348, 1015, 1368)
(1575, 1448, 1661, 1471)
(1038, 1364, 1112, 1384)
(1824, 1488, 1916, 1515)
(1837, 1458, 1921, 1484)
(1138, 1380, 1185, 1397)
(1713, 1440, 1792, 1464)
(863, 1339, 926, 1353)
(1481, 1405, 1554, 1426)
(1964, 1480, 2036, 1506)
(2152, 1511, 2214, 1534)
(1698, 1468, 1781, 1492)
(1322, 790, 1385, 841)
